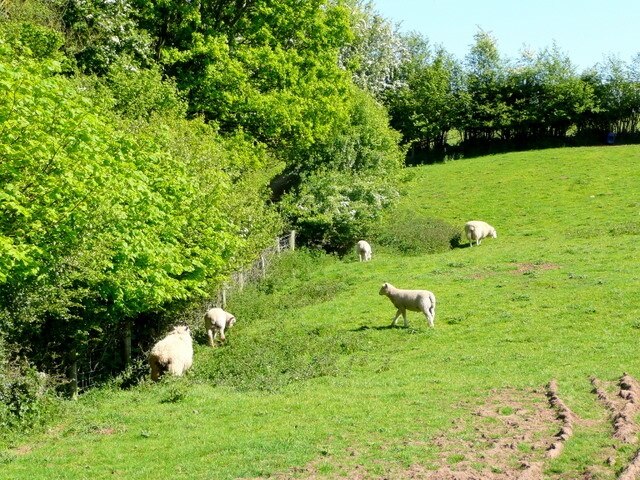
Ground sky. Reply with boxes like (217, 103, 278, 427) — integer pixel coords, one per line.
(371, 0, 640, 71)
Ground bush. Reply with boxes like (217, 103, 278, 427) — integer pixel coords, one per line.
(281, 171, 398, 253)
(374, 212, 461, 255)
(0, 29, 282, 389)
(0, 350, 60, 437)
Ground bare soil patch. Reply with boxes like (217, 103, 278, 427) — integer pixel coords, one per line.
(591, 374, 640, 444)
(419, 386, 560, 480)
(12, 444, 32, 456)
(545, 379, 576, 458)
(619, 449, 640, 480)
(251, 376, 640, 479)
(591, 374, 640, 480)
(510, 262, 561, 275)
(255, 387, 560, 480)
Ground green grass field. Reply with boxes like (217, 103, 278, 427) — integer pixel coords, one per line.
(3, 145, 640, 479)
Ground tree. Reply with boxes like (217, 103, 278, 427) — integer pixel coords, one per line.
(459, 30, 509, 143)
(281, 85, 402, 250)
(0, 23, 281, 383)
(532, 44, 593, 137)
(582, 55, 640, 136)
(61, 0, 154, 73)
(339, 0, 404, 96)
(379, 31, 461, 162)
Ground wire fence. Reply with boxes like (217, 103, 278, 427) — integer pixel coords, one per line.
(72, 231, 295, 394)
(216, 230, 296, 308)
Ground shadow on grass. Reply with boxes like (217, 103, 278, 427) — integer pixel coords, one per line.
(351, 324, 419, 332)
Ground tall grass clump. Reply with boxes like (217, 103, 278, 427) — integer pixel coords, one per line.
(191, 325, 359, 392)
(374, 211, 461, 255)
(191, 250, 361, 392)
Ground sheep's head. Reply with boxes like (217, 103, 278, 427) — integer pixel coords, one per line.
(228, 316, 236, 328)
(171, 325, 191, 336)
(379, 282, 391, 295)
(490, 228, 497, 238)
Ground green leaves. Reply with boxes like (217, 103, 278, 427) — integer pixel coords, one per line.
(0, 1, 406, 390)
(0, 25, 281, 376)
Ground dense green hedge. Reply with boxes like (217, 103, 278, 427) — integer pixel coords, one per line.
(0, 23, 281, 391)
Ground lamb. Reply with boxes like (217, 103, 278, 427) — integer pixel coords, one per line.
(148, 325, 193, 381)
(379, 282, 436, 328)
(464, 220, 497, 247)
(203, 307, 236, 347)
(356, 240, 372, 262)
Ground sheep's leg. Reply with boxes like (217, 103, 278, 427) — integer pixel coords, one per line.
(207, 328, 215, 347)
(402, 310, 408, 328)
(391, 309, 402, 326)
(219, 325, 226, 342)
(150, 361, 160, 381)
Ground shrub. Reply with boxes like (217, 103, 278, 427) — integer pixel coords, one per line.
(281, 171, 398, 253)
(0, 349, 60, 437)
(374, 212, 461, 255)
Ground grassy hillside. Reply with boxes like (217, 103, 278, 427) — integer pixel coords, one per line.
(3, 145, 640, 479)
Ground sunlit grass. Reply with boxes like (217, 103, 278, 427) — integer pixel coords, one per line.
(2, 145, 640, 479)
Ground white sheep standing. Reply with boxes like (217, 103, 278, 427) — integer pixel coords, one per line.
(356, 240, 372, 262)
(379, 282, 436, 328)
(464, 220, 497, 247)
(203, 307, 236, 347)
(148, 325, 193, 381)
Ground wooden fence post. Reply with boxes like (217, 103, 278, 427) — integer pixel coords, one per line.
(68, 353, 78, 400)
(260, 255, 266, 279)
(221, 287, 227, 309)
(123, 320, 132, 367)
(275, 236, 281, 253)
(289, 230, 296, 250)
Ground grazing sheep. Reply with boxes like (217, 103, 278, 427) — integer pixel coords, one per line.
(356, 240, 372, 262)
(464, 220, 497, 247)
(379, 282, 436, 328)
(149, 325, 193, 381)
(204, 307, 236, 347)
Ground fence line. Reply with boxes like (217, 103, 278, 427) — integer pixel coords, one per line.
(71, 231, 295, 396)
(216, 230, 295, 308)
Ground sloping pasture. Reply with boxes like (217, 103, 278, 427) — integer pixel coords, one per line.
(3, 145, 640, 479)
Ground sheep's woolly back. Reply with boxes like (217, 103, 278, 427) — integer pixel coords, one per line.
(204, 307, 235, 330)
(149, 325, 193, 381)
(379, 282, 435, 313)
(464, 220, 497, 242)
(356, 240, 372, 261)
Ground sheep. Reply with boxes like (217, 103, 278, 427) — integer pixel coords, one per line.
(149, 325, 193, 381)
(356, 240, 372, 262)
(203, 307, 236, 347)
(464, 220, 497, 247)
(379, 282, 436, 328)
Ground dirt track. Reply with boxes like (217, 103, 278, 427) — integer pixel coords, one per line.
(252, 375, 640, 480)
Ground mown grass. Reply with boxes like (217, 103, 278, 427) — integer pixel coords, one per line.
(2, 145, 640, 479)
